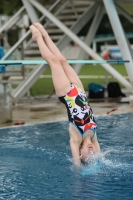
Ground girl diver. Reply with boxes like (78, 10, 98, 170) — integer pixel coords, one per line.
(30, 23, 100, 166)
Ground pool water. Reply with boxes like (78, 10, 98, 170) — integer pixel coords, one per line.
(0, 113, 133, 200)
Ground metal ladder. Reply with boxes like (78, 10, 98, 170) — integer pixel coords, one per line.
(11, 0, 98, 101)
(23, 0, 95, 61)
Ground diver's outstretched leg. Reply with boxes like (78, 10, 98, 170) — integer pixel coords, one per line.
(34, 23, 84, 91)
(30, 25, 71, 96)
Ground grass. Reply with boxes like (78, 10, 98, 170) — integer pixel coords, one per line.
(80, 64, 128, 76)
(12, 64, 129, 95)
(30, 78, 54, 95)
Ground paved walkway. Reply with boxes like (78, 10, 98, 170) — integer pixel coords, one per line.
(0, 95, 133, 128)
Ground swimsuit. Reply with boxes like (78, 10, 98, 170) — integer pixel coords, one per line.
(58, 84, 97, 139)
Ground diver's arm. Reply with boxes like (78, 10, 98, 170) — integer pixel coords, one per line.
(92, 135, 100, 152)
(70, 138, 80, 166)
(94, 140, 100, 152)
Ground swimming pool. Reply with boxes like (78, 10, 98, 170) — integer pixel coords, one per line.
(0, 113, 133, 200)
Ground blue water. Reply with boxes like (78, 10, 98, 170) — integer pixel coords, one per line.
(0, 113, 133, 200)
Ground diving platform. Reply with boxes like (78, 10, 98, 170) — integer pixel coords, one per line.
(0, 0, 133, 103)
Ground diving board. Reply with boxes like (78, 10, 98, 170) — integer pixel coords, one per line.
(0, 60, 130, 67)
(0, 59, 130, 103)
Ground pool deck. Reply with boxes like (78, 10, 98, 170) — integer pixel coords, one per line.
(1, 89, 133, 128)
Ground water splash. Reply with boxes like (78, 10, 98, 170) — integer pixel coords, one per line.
(78, 148, 133, 181)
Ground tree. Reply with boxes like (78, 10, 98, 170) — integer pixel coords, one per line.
(0, 0, 22, 15)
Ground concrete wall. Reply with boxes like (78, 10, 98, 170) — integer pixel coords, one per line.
(0, 82, 12, 123)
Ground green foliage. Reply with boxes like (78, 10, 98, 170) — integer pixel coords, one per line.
(0, 0, 22, 15)
(8, 29, 19, 46)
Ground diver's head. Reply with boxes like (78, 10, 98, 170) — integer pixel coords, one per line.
(80, 137, 96, 164)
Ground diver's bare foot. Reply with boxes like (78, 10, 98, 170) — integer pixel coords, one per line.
(33, 23, 48, 38)
(30, 25, 42, 41)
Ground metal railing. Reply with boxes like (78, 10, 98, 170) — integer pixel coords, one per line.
(0, 6, 25, 33)
(1, 0, 62, 61)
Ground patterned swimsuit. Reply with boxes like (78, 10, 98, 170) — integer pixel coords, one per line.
(58, 84, 97, 138)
